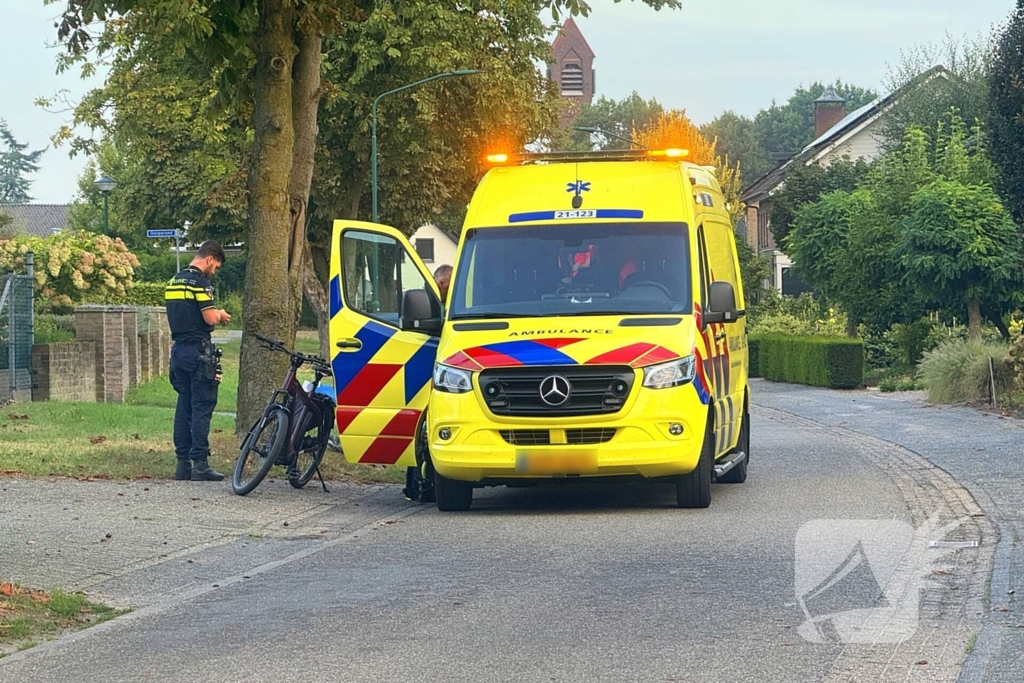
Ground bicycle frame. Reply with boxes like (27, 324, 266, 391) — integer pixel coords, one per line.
(271, 356, 329, 460)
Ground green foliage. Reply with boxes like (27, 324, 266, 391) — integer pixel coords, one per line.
(898, 179, 1023, 326)
(122, 281, 166, 307)
(34, 314, 76, 344)
(572, 92, 664, 150)
(132, 248, 180, 283)
(878, 374, 923, 393)
(56, 21, 249, 247)
(879, 34, 992, 152)
(702, 111, 772, 183)
(918, 339, 1013, 404)
(754, 81, 877, 162)
(989, 3, 1024, 222)
(748, 337, 760, 378)
(770, 155, 871, 247)
(0, 120, 44, 205)
(736, 235, 770, 306)
(747, 291, 847, 337)
(754, 334, 864, 389)
(0, 208, 12, 236)
(785, 109, 1017, 336)
(220, 291, 243, 326)
(0, 231, 140, 313)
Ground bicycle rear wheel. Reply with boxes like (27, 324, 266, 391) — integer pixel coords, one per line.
(289, 395, 333, 489)
(232, 406, 289, 496)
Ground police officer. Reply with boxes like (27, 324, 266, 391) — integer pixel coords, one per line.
(165, 240, 232, 481)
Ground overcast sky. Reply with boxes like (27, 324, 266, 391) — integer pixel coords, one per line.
(0, 0, 1016, 204)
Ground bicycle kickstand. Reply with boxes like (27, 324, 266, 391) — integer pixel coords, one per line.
(316, 466, 330, 494)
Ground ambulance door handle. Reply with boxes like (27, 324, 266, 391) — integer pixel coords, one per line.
(336, 338, 362, 351)
(715, 332, 727, 342)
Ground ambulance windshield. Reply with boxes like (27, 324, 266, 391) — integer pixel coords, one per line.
(449, 223, 692, 319)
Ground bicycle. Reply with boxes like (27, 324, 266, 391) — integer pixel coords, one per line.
(231, 334, 336, 496)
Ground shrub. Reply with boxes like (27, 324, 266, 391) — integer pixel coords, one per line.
(747, 290, 848, 337)
(34, 314, 75, 344)
(0, 231, 139, 313)
(221, 291, 242, 328)
(920, 339, 1013, 404)
(754, 334, 864, 389)
(123, 281, 166, 307)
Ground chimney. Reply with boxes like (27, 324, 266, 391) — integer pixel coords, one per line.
(814, 88, 846, 139)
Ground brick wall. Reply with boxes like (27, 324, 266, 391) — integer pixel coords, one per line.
(31, 342, 97, 402)
(29, 305, 171, 404)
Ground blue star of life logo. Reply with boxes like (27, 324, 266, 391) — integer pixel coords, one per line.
(566, 180, 591, 195)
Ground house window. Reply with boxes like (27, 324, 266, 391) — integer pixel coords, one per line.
(561, 63, 584, 96)
(416, 238, 435, 263)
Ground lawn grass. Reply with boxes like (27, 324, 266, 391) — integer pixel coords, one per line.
(0, 401, 238, 479)
(0, 583, 126, 657)
(5, 332, 403, 483)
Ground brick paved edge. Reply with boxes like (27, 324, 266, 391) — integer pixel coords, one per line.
(754, 405, 996, 683)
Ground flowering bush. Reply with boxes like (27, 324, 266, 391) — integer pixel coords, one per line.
(0, 231, 140, 312)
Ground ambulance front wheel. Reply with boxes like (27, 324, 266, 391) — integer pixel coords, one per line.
(435, 471, 473, 511)
(676, 415, 713, 508)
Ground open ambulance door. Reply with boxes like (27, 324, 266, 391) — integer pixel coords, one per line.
(327, 220, 443, 467)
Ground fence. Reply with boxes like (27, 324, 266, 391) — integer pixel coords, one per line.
(0, 251, 34, 402)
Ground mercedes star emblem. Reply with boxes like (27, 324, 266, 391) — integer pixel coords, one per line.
(539, 375, 571, 406)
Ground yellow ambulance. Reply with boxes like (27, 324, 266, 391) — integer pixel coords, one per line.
(328, 149, 749, 511)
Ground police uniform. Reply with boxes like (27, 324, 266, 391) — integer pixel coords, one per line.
(165, 265, 224, 481)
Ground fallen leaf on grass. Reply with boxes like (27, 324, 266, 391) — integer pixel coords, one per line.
(1, 470, 22, 475)
(132, 434, 141, 440)
(0, 583, 16, 597)
(7, 414, 28, 420)
(89, 436, 107, 445)
(213, 429, 223, 434)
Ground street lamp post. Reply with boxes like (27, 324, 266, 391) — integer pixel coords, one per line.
(93, 176, 118, 235)
(371, 69, 481, 223)
(575, 126, 646, 150)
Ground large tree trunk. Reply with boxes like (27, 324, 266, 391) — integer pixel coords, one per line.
(967, 298, 983, 340)
(846, 315, 858, 338)
(237, 0, 298, 432)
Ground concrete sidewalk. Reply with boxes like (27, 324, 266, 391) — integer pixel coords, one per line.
(0, 476, 414, 609)
(751, 379, 1023, 683)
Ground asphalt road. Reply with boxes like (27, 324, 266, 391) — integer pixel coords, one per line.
(0, 395, 981, 683)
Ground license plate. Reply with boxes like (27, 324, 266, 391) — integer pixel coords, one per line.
(515, 449, 598, 475)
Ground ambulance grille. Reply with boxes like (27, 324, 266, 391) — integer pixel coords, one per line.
(566, 428, 616, 445)
(480, 365, 634, 417)
(499, 430, 551, 445)
(498, 429, 617, 445)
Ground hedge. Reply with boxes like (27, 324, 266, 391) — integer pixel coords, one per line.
(750, 334, 863, 389)
(749, 337, 761, 378)
(123, 281, 167, 307)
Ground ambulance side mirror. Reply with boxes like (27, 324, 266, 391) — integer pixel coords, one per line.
(703, 281, 745, 325)
(400, 289, 442, 335)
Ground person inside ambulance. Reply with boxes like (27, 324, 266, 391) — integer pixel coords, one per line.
(616, 246, 674, 301)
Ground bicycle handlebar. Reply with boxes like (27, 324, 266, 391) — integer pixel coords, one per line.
(253, 333, 332, 373)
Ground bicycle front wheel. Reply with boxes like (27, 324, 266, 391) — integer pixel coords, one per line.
(232, 406, 289, 496)
(289, 396, 333, 489)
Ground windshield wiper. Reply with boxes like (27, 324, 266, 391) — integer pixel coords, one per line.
(449, 312, 536, 320)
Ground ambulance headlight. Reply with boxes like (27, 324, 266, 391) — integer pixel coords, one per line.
(643, 355, 696, 390)
(433, 363, 473, 394)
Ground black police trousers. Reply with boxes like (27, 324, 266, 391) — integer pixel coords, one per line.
(169, 342, 219, 462)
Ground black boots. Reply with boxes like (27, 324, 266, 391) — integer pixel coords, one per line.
(190, 459, 226, 481)
(174, 459, 192, 481)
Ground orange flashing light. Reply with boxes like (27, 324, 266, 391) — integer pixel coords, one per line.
(647, 148, 689, 159)
(485, 153, 510, 165)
